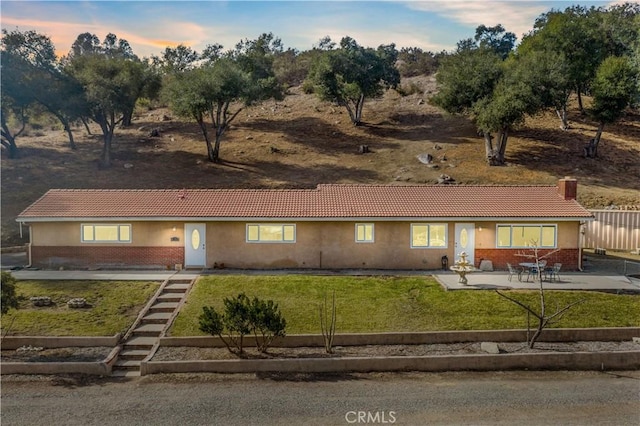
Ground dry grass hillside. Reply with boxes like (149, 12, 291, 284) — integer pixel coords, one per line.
(2, 76, 639, 246)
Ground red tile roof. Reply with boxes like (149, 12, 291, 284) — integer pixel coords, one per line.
(16, 184, 593, 221)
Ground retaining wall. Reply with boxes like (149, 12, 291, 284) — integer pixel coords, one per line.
(160, 328, 640, 348)
(1, 346, 119, 376)
(141, 351, 640, 375)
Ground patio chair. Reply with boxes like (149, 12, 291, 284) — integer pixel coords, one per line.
(506, 263, 522, 282)
(545, 263, 562, 282)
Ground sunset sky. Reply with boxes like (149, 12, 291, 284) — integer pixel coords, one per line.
(1, 1, 619, 58)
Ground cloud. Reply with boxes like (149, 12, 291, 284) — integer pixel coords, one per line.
(404, 0, 551, 40)
(0, 15, 220, 58)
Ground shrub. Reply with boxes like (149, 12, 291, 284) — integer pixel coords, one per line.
(1, 271, 19, 314)
(198, 293, 287, 355)
(249, 297, 286, 353)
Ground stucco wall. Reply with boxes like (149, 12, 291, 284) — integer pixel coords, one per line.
(206, 221, 451, 270)
(27, 220, 583, 270)
(31, 222, 184, 247)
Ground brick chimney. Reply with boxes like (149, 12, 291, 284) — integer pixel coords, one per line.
(558, 177, 577, 200)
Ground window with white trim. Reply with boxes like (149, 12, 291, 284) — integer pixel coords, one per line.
(81, 224, 131, 243)
(497, 224, 557, 248)
(411, 223, 447, 248)
(355, 223, 374, 243)
(246, 224, 295, 243)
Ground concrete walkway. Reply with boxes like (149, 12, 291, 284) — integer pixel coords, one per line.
(8, 269, 200, 281)
(6, 267, 639, 292)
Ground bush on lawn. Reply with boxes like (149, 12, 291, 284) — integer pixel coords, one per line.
(199, 293, 286, 355)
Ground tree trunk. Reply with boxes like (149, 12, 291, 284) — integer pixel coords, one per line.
(483, 131, 494, 162)
(81, 117, 92, 135)
(576, 86, 584, 113)
(1, 112, 25, 159)
(496, 129, 508, 164)
(55, 115, 76, 150)
(555, 106, 569, 131)
(584, 122, 604, 159)
(121, 108, 134, 127)
(196, 116, 215, 162)
(484, 130, 506, 166)
(354, 94, 365, 126)
(99, 124, 113, 167)
(96, 111, 116, 168)
(342, 100, 358, 126)
(0, 138, 19, 159)
(64, 123, 77, 150)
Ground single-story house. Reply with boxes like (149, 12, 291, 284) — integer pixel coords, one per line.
(16, 178, 593, 271)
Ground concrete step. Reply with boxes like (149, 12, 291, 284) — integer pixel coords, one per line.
(112, 369, 140, 378)
(119, 349, 149, 360)
(133, 323, 165, 336)
(123, 336, 157, 350)
(167, 279, 193, 285)
(114, 359, 141, 371)
(141, 312, 172, 324)
(148, 302, 179, 313)
(164, 283, 190, 292)
(157, 293, 183, 302)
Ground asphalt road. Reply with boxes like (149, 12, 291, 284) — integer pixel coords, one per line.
(2, 371, 639, 426)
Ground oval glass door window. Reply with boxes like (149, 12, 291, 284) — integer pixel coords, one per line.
(191, 229, 201, 250)
(459, 228, 468, 249)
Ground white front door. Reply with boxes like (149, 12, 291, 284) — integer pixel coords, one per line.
(454, 223, 475, 266)
(185, 223, 206, 267)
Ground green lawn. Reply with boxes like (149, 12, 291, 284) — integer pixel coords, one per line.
(1, 280, 159, 336)
(169, 275, 640, 336)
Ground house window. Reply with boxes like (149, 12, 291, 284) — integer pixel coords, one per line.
(247, 224, 295, 243)
(355, 223, 374, 243)
(497, 224, 557, 248)
(411, 224, 447, 248)
(81, 224, 131, 243)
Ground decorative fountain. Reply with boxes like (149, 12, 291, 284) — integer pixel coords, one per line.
(450, 251, 476, 285)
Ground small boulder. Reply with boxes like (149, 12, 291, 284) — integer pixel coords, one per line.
(479, 260, 494, 271)
(481, 342, 500, 354)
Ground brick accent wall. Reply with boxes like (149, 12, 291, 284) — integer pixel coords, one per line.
(31, 246, 184, 269)
(475, 248, 580, 271)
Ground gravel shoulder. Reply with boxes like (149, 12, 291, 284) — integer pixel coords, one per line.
(1, 347, 112, 362)
(152, 341, 640, 361)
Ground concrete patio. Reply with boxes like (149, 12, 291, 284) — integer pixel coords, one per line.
(434, 270, 640, 292)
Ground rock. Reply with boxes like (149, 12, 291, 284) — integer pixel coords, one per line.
(67, 298, 87, 309)
(632, 337, 640, 344)
(433, 144, 442, 150)
(481, 342, 500, 354)
(358, 145, 370, 154)
(149, 128, 161, 137)
(437, 174, 455, 184)
(417, 99, 424, 105)
(417, 153, 433, 164)
(124, 163, 134, 169)
(427, 164, 439, 169)
(479, 259, 494, 271)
